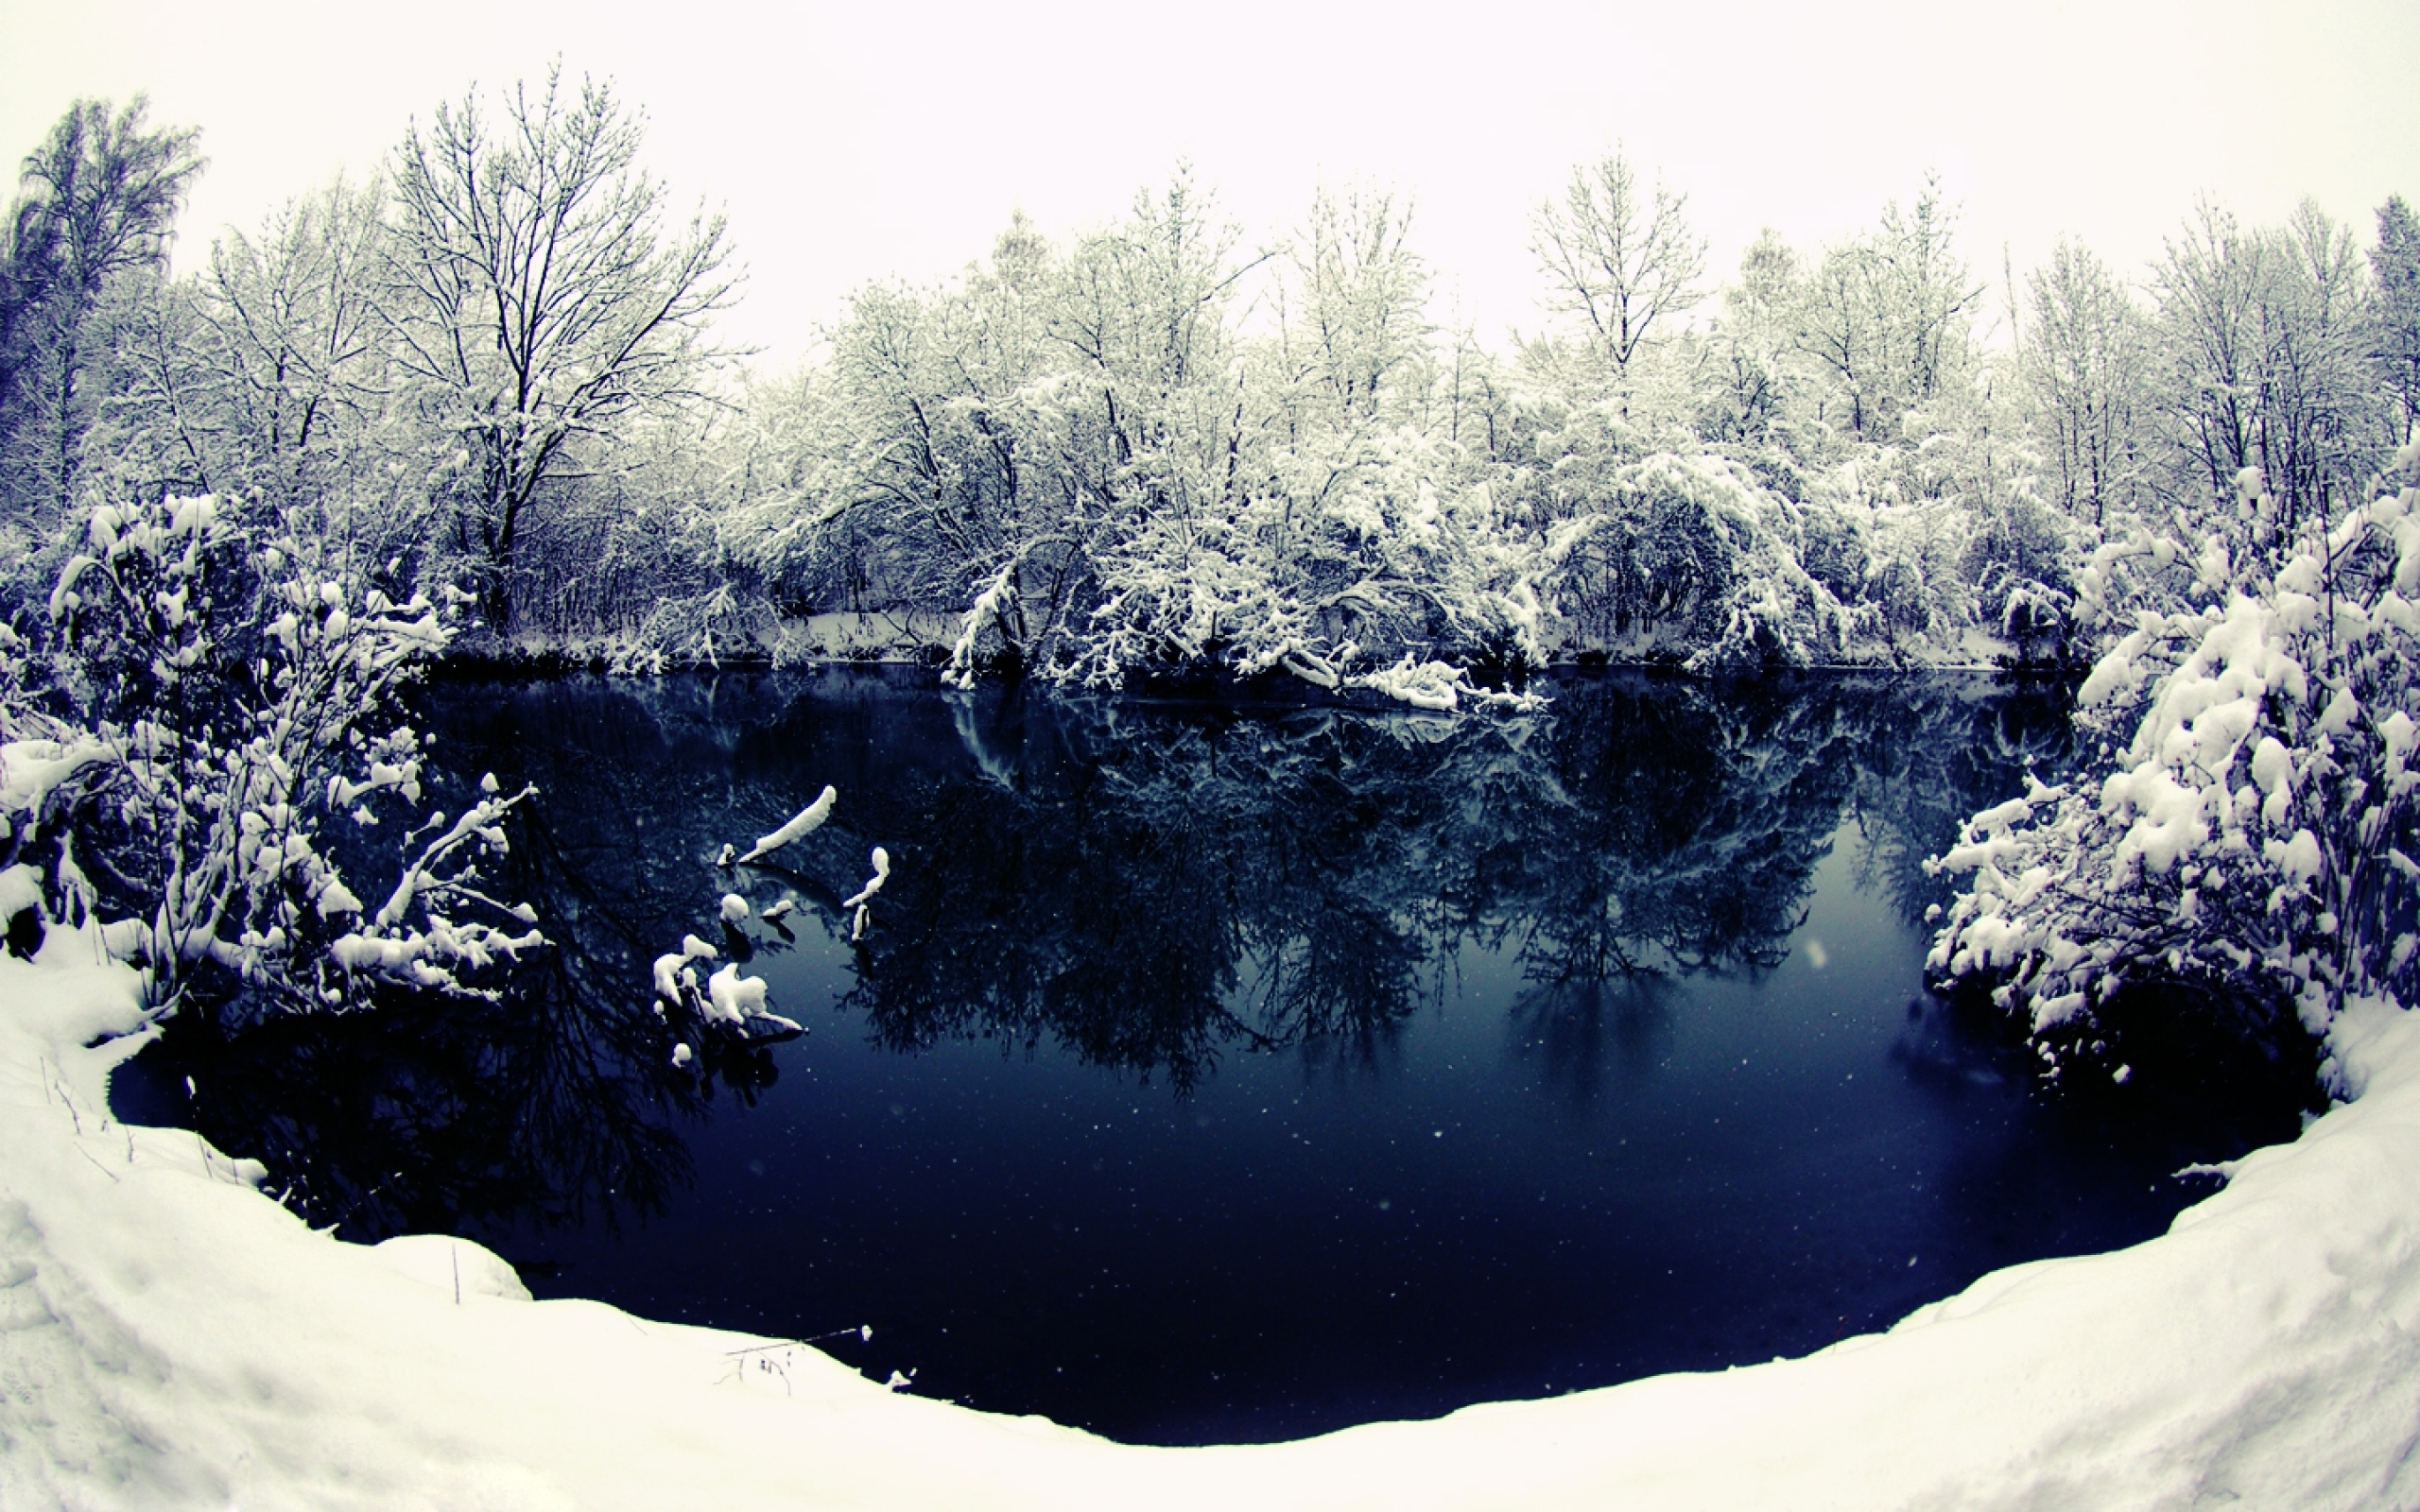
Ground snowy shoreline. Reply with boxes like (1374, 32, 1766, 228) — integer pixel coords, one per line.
(5, 924, 2417, 1509)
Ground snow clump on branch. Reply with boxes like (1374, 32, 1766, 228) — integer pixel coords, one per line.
(736, 785, 836, 863)
(7, 495, 544, 1016)
(1928, 448, 2420, 1072)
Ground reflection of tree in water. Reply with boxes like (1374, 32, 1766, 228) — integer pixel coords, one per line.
(132, 676, 807, 1250)
(839, 673, 2063, 1091)
(1508, 971, 1679, 1111)
(1495, 678, 1884, 1107)
(135, 957, 726, 1251)
(839, 704, 1447, 1090)
(1838, 677, 2078, 926)
(139, 668, 2074, 1236)
(1507, 679, 1846, 994)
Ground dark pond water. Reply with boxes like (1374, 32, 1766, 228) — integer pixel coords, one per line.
(112, 669, 2311, 1445)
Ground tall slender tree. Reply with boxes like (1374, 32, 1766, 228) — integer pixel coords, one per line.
(0, 97, 201, 528)
(2374, 195, 2420, 442)
(1289, 186, 1429, 426)
(1796, 178, 1978, 443)
(2023, 239, 2151, 528)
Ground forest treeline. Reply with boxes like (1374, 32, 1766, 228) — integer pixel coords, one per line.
(6, 73, 2414, 690)
(6, 68, 2420, 1077)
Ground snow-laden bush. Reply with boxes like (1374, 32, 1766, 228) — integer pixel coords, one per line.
(1927, 445, 2420, 1068)
(1962, 490, 2080, 661)
(3, 494, 540, 1015)
(938, 421, 1551, 705)
(1797, 448, 1982, 656)
(1547, 450, 1859, 670)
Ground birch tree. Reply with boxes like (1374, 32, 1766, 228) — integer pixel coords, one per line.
(0, 97, 202, 532)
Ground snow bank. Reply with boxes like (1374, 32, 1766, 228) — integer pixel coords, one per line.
(4, 926, 2419, 1508)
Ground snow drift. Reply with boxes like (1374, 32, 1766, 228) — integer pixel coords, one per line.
(2, 922, 2418, 1507)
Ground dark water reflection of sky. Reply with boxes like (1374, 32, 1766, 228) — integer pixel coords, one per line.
(116, 670, 2306, 1445)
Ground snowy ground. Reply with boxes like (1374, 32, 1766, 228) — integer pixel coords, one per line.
(4, 923, 2418, 1510)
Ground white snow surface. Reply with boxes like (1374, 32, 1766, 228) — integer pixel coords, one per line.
(4, 925, 2420, 1508)
(368, 1234, 535, 1303)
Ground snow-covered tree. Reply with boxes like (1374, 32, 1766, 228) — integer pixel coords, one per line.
(1530, 147, 1706, 421)
(1796, 178, 1979, 445)
(69, 172, 424, 593)
(2377, 196, 2420, 443)
(0, 97, 202, 545)
(2149, 199, 2391, 551)
(820, 238, 1059, 625)
(381, 67, 738, 631)
(1288, 186, 1432, 426)
(2022, 239, 2153, 531)
(1696, 229, 1816, 472)
(1546, 449, 1855, 669)
(192, 175, 402, 515)
(1929, 443, 2420, 1070)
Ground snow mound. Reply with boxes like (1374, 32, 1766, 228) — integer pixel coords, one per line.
(370, 1234, 535, 1302)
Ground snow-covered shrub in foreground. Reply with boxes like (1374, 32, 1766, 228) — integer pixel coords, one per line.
(1928, 447, 2420, 1067)
(3, 495, 541, 1015)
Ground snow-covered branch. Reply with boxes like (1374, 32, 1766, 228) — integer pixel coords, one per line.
(1930, 447, 2420, 1074)
(10, 494, 545, 1015)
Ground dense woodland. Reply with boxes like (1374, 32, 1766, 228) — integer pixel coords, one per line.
(2, 77, 2413, 686)
(3, 72, 2418, 1079)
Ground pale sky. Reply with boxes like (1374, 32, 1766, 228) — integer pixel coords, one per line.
(3, 0, 2415, 367)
